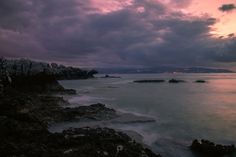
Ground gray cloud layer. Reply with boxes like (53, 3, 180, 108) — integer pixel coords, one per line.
(0, 0, 236, 68)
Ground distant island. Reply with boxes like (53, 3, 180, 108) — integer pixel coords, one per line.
(97, 66, 234, 74)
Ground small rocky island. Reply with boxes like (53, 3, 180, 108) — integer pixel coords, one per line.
(0, 58, 161, 157)
(134, 79, 165, 83)
(195, 80, 207, 83)
(168, 79, 186, 83)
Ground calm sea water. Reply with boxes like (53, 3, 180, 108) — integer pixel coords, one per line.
(59, 73, 236, 157)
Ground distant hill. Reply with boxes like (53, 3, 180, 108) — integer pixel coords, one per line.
(97, 66, 234, 74)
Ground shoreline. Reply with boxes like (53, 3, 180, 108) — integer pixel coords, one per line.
(0, 80, 162, 157)
(1, 59, 235, 157)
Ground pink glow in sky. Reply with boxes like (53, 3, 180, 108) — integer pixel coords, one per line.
(1, 0, 236, 68)
(90, 0, 236, 37)
(186, 0, 236, 36)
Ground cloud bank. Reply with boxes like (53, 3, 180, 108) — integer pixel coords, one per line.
(0, 0, 236, 68)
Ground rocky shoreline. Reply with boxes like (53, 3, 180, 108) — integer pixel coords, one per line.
(1, 58, 235, 157)
(0, 63, 161, 157)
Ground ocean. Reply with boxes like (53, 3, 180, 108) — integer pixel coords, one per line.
(54, 73, 236, 157)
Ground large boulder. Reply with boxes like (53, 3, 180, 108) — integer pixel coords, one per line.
(190, 139, 236, 157)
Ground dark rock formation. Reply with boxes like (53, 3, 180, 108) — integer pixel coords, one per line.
(134, 79, 165, 83)
(195, 80, 206, 83)
(0, 57, 97, 81)
(0, 84, 161, 157)
(0, 58, 76, 94)
(0, 80, 3, 95)
(60, 103, 118, 121)
(101, 74, 121, 78)
(168, 79, 185, 83)
(190, 139, 236, 157)
(0, 57, 161, 157)
(58, 127, 161, 157)
(10, 72, 76, 94)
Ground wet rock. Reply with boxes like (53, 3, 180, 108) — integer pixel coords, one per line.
(60, 103, 118, 121)
(60, 127, 162, 157)
(134, 80, 165, 83)
(195, 80, 206, 83)
(190, 139, 236, 157)
(168, 79, 185, 83)
(101, 74, 121, 78)
(0, 78, 161, 157)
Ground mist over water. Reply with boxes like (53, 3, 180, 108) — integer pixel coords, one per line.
(59, 73, 236, 157)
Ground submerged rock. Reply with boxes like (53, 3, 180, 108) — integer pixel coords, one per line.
(101, 74, 121, 78)
(168, 79, 185, 83)
(190, 139, 236, 157)
(134, 79, 165, 83)
(195, 80, 206, 83)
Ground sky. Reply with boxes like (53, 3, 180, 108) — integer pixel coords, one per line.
(0, 0, 236, 69)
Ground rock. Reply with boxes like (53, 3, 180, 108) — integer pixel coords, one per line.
(168, 79, 185, 83)
(190, 139, 236, 157)
(0, 80, 3, 95)
(0, 68, 162, 157)
(61, 127, 162, 157)
(0, 58, 97, 81)
(101, 74, 121, 78)
(0, 87, 161, 157)
(54, 88, 77, 95)
(87, 69, 98, 78)
(60, 103, 118, 121)
(195, 80, 206, 83)
(134, 80, 165, 83)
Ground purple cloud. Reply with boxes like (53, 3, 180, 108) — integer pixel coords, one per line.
(0, 0, 235, 68)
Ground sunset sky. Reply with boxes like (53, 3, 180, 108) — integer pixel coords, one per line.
(0, 0, 236, 69)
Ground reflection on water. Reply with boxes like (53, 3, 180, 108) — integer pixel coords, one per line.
(60, 73, 236, 157)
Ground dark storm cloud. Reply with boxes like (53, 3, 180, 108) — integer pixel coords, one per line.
(219, 4, 236, 12)
(0, 0, 236, 67)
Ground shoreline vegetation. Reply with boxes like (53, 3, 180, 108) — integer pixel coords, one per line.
(0, 58, 235, 157)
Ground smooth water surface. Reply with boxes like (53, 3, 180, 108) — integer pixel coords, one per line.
(59, 73, 236, 157)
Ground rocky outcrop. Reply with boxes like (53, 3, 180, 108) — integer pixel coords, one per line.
(134, 79, 165, 83)
(0, 58, 77, 94)
(0, 57, 97, 81)
(0, 58, 161, 157)
(60, 103, 118, 121)
(0, 85, 161, 157)
(195, 80, 206, 83)
(101, 74, 121, 78)
(168, 79, 185, 83)
(190, 139, 236, 157)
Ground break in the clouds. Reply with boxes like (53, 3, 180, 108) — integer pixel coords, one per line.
(0, 0, 236, 68)
(219, 4, 236, 12)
